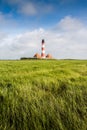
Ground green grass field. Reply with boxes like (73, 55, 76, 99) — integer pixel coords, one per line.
(0, 60, 87, 130)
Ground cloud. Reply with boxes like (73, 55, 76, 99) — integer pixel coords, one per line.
(51, 16, 87, 59)
(0, 16, 87, 59)
(0, 28, 45, 59)
(57, 16, 83, 31)
(18, 2, 37, 15)
(0, 32, 8, 47)
(0, 12, 17, 30)
(18, 1, 53, 16)
(4, 0, 53, 16)
(4, 0, 21, 5)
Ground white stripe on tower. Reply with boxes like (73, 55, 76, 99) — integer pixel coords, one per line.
(41, 39, 45, 58)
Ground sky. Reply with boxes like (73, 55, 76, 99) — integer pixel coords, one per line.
(0, 0, 87, 59)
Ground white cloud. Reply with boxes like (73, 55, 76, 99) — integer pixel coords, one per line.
(0, 16, 87, 59)
(0, 28, 45, 59)
(55, 16, 83, 31)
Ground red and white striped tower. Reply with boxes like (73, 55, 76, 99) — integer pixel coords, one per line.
(41, 39, 45, 59)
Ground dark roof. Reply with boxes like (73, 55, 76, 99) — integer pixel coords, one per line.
(46, 54, 52, 59)
(34, 53, 41, 58)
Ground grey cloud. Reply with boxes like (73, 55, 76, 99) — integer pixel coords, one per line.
(18, 2, 37, 15)
(18, 1, 53, 16)
(4, 0, 23, 5)
(4, 0, 53, 16)
(0, 12, 17, 30)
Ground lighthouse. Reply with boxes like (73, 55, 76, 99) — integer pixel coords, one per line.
(33, 39, 53, 59)
(41, 39, 45, 59)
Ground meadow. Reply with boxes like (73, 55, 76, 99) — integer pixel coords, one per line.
(0, 60, 87, 130)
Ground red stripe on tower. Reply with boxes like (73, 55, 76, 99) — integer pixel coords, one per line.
(41, 39, 45, 58)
